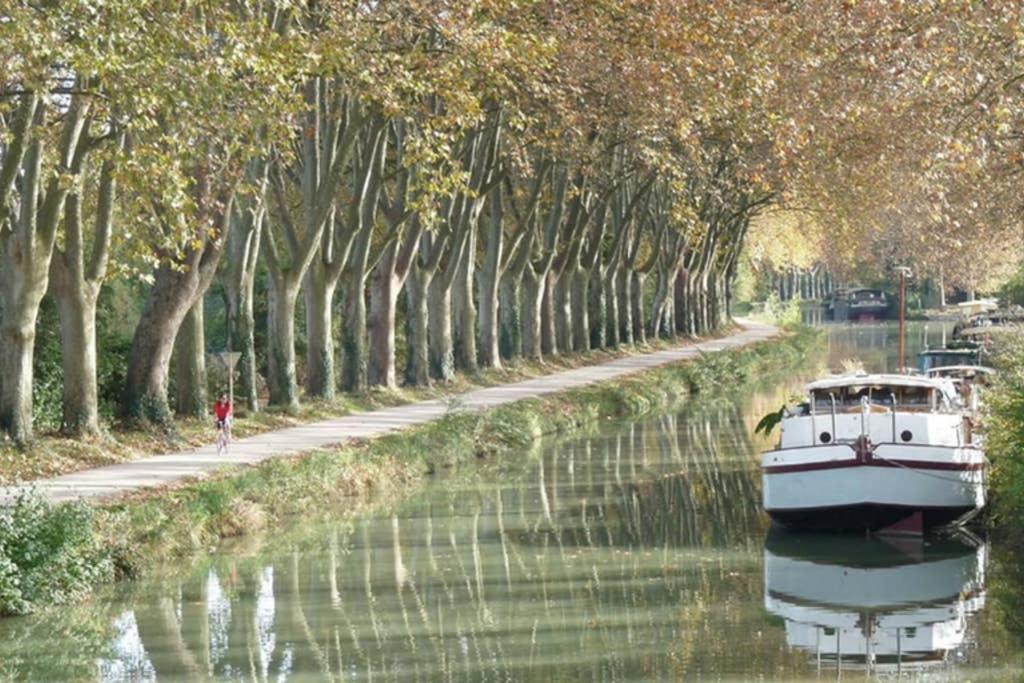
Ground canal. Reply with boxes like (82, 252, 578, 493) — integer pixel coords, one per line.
(2, 323, 1021, 680)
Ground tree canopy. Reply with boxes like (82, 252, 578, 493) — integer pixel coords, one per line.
(0, 1, 1021, 442)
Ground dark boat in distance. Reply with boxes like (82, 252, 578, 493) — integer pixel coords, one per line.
(828, 288, 890, 322)
(916, 344, 982, 374)
(953, 305, 1024, 343)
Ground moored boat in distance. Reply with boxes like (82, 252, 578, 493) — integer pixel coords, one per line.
(761, 372, 986, 533)
(916, 344, 982, 374)
(952, 305, 1024, 344)
(828, 288, 891, 322)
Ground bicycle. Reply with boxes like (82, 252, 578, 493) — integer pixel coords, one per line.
(215, 418, 231, 456)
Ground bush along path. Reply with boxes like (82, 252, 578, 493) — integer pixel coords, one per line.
(0, 320, 809, 617)
(2, 320, 776, 505)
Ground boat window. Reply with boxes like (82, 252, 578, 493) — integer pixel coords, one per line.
(811, 384, 934, 412)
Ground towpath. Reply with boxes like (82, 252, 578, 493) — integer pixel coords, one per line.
(5, 320, 777, 505)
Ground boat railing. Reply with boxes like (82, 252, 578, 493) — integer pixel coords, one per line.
(830, 393, 838, 445)
(890, 392, 897, 443)
(860, 396, 870, 438)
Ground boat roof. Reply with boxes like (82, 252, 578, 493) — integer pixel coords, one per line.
(957, 325, 1021, 339)
(926, 365, 995, 376)
(920, 347, 979, 355)
(957, 298, 999, 310)
(807, 373, 946, 392)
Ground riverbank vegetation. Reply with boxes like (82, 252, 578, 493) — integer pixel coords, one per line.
(0, 329, 816, 616)
(983, 336, 1024, 543)
(974, 335, 1024, 651)
(1, 3, 1021, 457)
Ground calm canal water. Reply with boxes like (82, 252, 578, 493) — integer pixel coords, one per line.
(2, 322, 1021, 681)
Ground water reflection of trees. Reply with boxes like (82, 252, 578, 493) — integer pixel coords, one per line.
(509, 404, 768, 552)
(823, 322, 951, 374)
(23, 398, 815, 681)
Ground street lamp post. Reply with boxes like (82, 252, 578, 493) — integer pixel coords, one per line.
(894, 266, 912, 373)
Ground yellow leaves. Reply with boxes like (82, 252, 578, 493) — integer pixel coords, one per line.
(746, 211, 826, 272)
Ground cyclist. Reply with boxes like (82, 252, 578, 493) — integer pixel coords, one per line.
(213, 393, 233, 452)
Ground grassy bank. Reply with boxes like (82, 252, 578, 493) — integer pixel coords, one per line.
(0, 326, 818, 616)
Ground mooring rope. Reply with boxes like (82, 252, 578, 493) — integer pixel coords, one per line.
(870, 452, 987, 485)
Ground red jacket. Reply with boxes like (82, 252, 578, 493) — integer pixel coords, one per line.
(213, 400, 232, 420)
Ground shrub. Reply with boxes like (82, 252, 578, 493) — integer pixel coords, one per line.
(0, 491, 114, 616)
(760, 292, 803, 328)
(980, 334, 1024, 546)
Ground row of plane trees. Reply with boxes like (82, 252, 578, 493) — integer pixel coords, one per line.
(0, 2, 780, 443)
(8, 2, 1015, 443)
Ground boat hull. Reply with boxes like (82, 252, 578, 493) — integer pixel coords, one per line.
(766, 502, 976, 532)
(762, 443, 985, 533)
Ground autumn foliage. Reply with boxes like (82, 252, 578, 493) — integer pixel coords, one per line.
(0, 1, 1021, 441)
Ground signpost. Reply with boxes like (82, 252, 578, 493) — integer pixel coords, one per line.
(208, 351, 242, 407)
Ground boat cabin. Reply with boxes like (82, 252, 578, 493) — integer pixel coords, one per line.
(917, 347, 981, 373)
(829, 288, 890, 322)
(926, 365, 993, 413)
(780, 374, 969, 449)
(806, 374, 954, 414)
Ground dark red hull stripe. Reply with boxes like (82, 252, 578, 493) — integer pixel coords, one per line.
(766, 588, 980, 612)
(766, 503, 978, 533)
(767, 502, 977, 513)
(763, 459, 985, 474)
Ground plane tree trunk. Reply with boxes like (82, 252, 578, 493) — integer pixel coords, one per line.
(478, 170, 540, 368)
(368, 222, 421, 388)
(221, 189, 264, 413)
(1, 93, 90, 441)
(426, 119, 502, 380)
(600, 176, 654, 347)
(405, 230, 450, 385)
(124, 226, 229, 423)
(404, 261, 432, 386)
(493, 167, 546, 361)
(262, 81, 364, 410)
(550, 175, 594, 355)
(173, 298, 207, 418)
(314, 120, 385, 396)
(452, 117, 503, 373)
(49, 129, 121, 436)
(520, 163, 567, 361)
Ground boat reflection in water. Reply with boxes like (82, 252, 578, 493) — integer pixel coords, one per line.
(764, 531, 987, 675)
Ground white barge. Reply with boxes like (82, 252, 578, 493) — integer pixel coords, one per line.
(761, 373, 985, 532)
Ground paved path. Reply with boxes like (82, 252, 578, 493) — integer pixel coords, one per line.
(4, 320, 777, 505)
